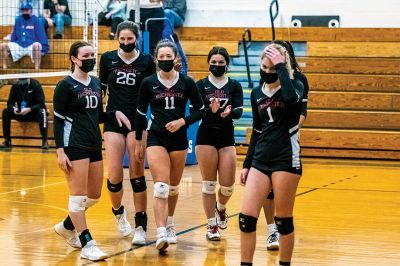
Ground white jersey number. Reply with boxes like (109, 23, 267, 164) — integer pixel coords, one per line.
(165, 96, 175, 110)
(116, 72, 136, 86)
(266, 107, 274, 122)
(85, 95, 98, 109)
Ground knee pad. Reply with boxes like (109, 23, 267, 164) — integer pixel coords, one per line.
(239, 213, 258, 233)
(275, 216, 294, 235)
(130, 176, 147, 193)
(69, 195, 87, 213)
(202, 181, 217, 194)
(153, 182, 169, 199)
(267, 190, 274, 200)
(85, 198, 99, 209)
(107, 179, 123, 192)
(169, 185, 179, 196)
(220, 185, 234, 197)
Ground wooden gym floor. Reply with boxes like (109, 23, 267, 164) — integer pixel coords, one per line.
(0, 149, 399, 265)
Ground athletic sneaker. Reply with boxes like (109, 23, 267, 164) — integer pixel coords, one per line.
(132, 226, 146, 245)
(166, 224, 177, 244)
(115, 209, 132, 237)
(215, 207, 228, 230)
(80, 240, 108, 261)
(206, 225, 221, 241)
(267, 231, 280, 250)
(54, 221, 82, 248)
(156, 227, 169, 251)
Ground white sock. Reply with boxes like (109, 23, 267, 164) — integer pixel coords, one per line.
(268, 223, 277, 234)
(167, 216, 174, 226)
(208, 217, 217, 226)
(216, 201, 226, 211)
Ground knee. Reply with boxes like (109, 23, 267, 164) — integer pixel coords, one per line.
(219, 185, 234, 197)
(239, 213, 258, 233)
(153, 182, 169, 199)
(275, 216, 294, 235)
(32, 42, 41, 51)
(1, 43, 8, 50)
(69, 195, 87, 213)
(267, 190, 274, 200)
(169, 185, 179, 196)
(107, 179, 123, 193)
(85, 197, 99, 209)
(202, 180, 217, 195)
(130, 176, 147, 193)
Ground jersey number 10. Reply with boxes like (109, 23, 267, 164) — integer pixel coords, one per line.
(85, 95, 98, 108)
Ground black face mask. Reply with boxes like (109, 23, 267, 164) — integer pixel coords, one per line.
(18, 79, 29, 89)
(79, 58, 96, 73)
(260, 69, 279, 84)
(209, 65, 226, 77)
(120, 42, 136, 53)
(22, 14, 31, 20)
(158, 60, 174, 72)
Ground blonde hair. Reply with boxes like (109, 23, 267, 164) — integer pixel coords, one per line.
(261, 43, 294, 79)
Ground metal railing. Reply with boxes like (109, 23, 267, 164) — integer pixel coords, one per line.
(269, 0, 279, 40)
(242, 28, 253, 88)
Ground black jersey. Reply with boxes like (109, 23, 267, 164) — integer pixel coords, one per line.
(99, 49, 156, 118)
(196, 76, 243, 129)
(135, 72, 205, 140)
(294, 72, 309, 118)
(243, 63, 304, 169)
(53, 75, 114, 151)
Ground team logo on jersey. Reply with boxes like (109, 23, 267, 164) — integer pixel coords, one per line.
(78, 88, 101, 99)
(259, 98, 285, 110)
(155, 89, 183, 99)
(205, 89, 227, 100)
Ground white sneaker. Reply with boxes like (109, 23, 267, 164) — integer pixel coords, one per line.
(267, 231, 280, 250)
(166, 224, 177, 244)
(54, 221, 82, 248)
(80, 240, 108, 261)
(215, 207, 228, 230)
(115, 209, 132, 237)
(132, 226, 146, 245)
(206, 224, 221, 241)
(155, 227, 169, 251)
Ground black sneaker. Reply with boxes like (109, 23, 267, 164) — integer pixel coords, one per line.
(0, 140, 12, 150)
(41, 140, 49, 150)
(53, 33, 62, 39)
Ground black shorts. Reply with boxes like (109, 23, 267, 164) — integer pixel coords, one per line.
(251, 159, 302, 178)
(147, 129, 188, 152)
(64, 147, 103, 162)
(196, 125, 235, 150)
(103, 116, 135, 137)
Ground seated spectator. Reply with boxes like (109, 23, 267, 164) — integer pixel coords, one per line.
(1, 3, 49, 70)
(98, 0, 127, 40)
(162, 0, 186, 38)
(129, 0, 164, 55)
(0, 77, 48, 150)
(43, 0, 72, 39)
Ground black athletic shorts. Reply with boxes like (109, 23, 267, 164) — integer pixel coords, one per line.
(64, 147, 103, 162)
(196, 125, 235, 150)
(251, 159, 302, 178)
(147, 129, 188, 152)
(103, 116, 135, 137)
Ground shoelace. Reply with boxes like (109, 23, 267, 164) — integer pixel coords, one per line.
(268, 233, 279, 243)
(167, 227, 176, 237)
(209, 225, 219, 234)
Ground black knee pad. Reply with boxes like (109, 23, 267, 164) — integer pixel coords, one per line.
(239, 213, 258, 233)
(130, 176, 147, 192)
(267, 190, 274, 199)
(107, 179, 123, 192)
(275, 216, 294, 235)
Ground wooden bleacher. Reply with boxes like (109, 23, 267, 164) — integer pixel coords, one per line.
(1, 26, 400, 160)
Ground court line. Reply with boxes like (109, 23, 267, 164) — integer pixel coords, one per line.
(82, 187, 319, 265)
(0, 180, 66, 196)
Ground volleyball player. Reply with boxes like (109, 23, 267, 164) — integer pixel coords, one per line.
(99, 21, 156, 245)
(195, 47, 243, 241)
(53, 41, 131, 261)
(262, 40, 310, 251)
(135, 39, 205, 252)
(239, 44, 304, 266)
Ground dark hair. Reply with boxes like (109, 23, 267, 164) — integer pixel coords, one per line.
(272, 40, 301, 73)
(155, 39, 178, 58)
(116, 20, 140, 39)
(69, 41, 92, 72)
(207, 46, 230, 65)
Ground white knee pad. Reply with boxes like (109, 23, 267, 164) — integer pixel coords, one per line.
(85, 198, 99, 209)
(153, 182, 170, 199)
(220, 185, 235, 197)
(202, 181, 217, 194)
(69, 195, 87, 213)
(169, 185, 179, 196)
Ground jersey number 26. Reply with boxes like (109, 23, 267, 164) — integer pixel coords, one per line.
(116, 72, 136, 86)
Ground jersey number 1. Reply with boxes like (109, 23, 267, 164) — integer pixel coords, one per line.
(266, 107, 274, 122)
(165, 96, 175, 110)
